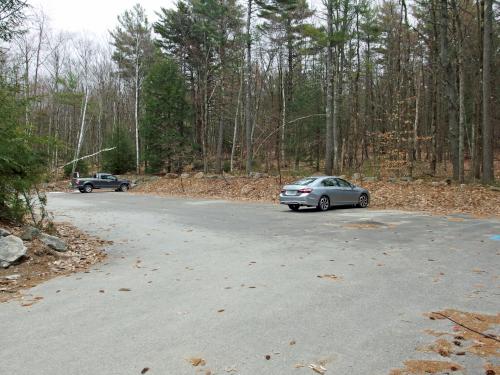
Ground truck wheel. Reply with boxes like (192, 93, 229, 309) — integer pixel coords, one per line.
(83, 184, 93, 193)
(119, 184, 129, 192)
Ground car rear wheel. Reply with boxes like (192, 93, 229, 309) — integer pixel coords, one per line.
(83, 184, 93, 193)
(358, 193, 369, 208)
(317, 196, 330, 211)
(119, 184, 129, 192)
(288, 204, 300, 211)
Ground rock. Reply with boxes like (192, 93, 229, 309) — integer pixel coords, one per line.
(205, 174, 220, 179)
(4, 274, 20, 281)
(338, 175, 346, 179)
(249, 172, 268, 178)
(431, 181, 446, 187)
(0, 228, 11, 237)
(194, 172, 205, 179)
(40, 233, 67, 252)
(164, 173, 178, 179)
(180, 173, 191, 179)
(400, 176, 413, 182)
(352, 173, 362, 180)
(414, 179, 424, 184)
(489, 186, 500, 192)
(20, 226, 40, 241)
(363, 176, 378, 182)
(0, 235, 27, 266)
(388, 177, 398, 183)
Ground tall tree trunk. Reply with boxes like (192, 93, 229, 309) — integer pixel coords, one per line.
(245, 0, 253, 175)
(71, 88, 89, 178)
(216, 66, 225, 174)
(333, 46, 342, 172)
(230, 66, 243, 173)
(324, 0, 334, 175)
(481, 0, 493, 183)
(440, 0, 459, 180)
(134, 45, 140, 174)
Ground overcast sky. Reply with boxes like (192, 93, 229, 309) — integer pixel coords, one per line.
(29, 0, 174, 37)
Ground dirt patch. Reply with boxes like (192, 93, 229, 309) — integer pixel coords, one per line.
(131, 176, 500, 217)
(392, 309, 499, 374)
(0, 222, 109, 303)
(485, 363, 500, 374)
(426, 310, 500, 357)
(389, 360, 463, 374)
(343, 221, 391, 229)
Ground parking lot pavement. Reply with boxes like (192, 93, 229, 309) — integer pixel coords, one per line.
(1, 192, 499, 374)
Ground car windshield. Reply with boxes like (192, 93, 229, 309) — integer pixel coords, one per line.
(292, 178, 317, 186)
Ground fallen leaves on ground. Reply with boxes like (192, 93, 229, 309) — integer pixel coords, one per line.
(317, 274, 342, 281)
(392, 309, 499, 374)
(426, 309, 500, 357)
(188, 357, 206, 367)
(132, 176, 500, 217)
(0, 222, 109, 303)
(389, 360, 462, 374)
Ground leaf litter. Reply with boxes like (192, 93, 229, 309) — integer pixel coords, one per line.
(0, 221, 109, 303)
(132, 176, 500, 217)
(391, 309, 500, 374)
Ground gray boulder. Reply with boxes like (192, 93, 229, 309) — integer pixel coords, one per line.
(20, 226, 40, 241)
(0, 235, 27, 267)
(352, 173, 362, 180)
(180, 173, 191, 179)
(193, 172, 204, 179)
(363, 176, 378, 182)
(0, 228, 11, 237)
(40, 234, 67, 252)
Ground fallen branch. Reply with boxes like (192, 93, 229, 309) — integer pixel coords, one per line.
(59, 147, 117, 168)
(432, 312, 500, 343)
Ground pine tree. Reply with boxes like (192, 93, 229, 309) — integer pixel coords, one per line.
(142, 57, 190, 173)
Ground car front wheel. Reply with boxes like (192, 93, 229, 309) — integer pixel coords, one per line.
(358, 193, 369, 208)
(288, 204, 300, 211)
(317, 196, 330, 211)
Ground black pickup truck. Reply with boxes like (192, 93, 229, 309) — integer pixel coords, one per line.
(72, 173, 130, 193)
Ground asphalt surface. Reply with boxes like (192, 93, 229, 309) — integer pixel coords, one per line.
(1, 191, 499, 375)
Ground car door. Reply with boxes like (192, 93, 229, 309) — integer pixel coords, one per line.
(99, 174, 111, 189)
(320, 178, 341, 205)
(108, 175, 120, 189)
(335, 178, 358, 204)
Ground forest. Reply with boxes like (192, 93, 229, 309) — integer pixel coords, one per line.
(0, 0, 498, 220)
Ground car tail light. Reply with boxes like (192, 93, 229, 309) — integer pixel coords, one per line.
(298, 187, 313, 194)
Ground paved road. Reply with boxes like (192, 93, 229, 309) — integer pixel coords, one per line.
(1, 192, 499, 374)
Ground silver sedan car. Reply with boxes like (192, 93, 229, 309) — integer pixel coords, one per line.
(279, 176, 370, 211)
